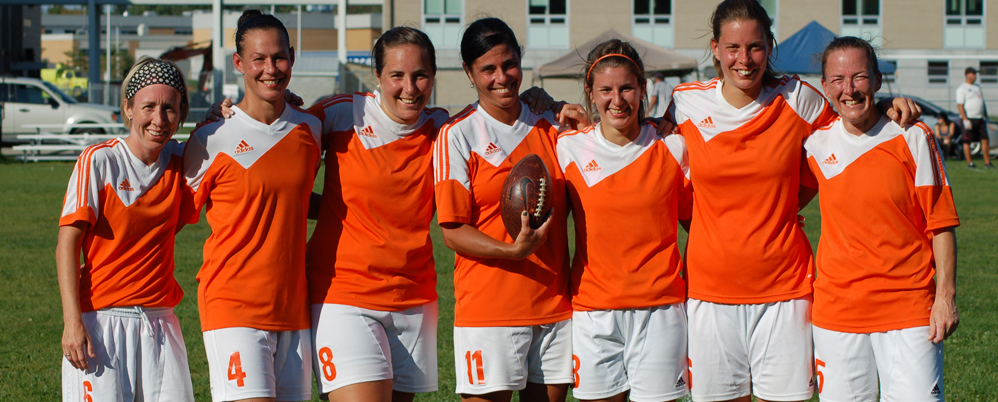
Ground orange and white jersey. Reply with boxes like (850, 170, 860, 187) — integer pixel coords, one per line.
(433, 101, 572, 327)
(60, 138, 185, 311)
(557, 123, 692, 311)
(183, 103, 322, 332)
(668, 75, 837, 304)
(305, 92, 449, 311)
(805, 116, 960, 333)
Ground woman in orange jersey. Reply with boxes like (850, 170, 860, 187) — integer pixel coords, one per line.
(56, 56, 193, 402)
(665, 1, 919, 402)
(433, 17, 587, 402)
(301, 27, 449, 402)
(182, 10, 321, 402)
(557, 39, 692, 402)
(806, 37, 958, 402)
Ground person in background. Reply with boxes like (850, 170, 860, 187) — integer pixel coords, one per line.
(956, 66, 993, 168)
(647, 72, 672, 118)
(935, 113, 957, 160)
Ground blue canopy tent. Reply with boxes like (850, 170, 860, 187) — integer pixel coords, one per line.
(772, 21, 896, 76)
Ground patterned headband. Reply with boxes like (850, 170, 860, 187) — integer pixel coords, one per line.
(124, 60, 186, 100)
(586, 53, 641, 83)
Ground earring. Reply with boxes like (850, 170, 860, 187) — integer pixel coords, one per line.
(470, 83, 475, 88)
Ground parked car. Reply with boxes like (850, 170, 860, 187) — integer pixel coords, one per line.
(1, 76, 123, 145)
(875, 94, 997, 158)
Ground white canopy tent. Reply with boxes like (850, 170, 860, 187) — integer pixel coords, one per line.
(533, 28, 698, 86)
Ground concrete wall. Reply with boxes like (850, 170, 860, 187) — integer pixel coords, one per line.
(569, 0, 628, 47)
(673, 1, 713, 50)
(779, 0, 838, 40)
(883, 0, 942, 49)
(41, 35, 76, 65)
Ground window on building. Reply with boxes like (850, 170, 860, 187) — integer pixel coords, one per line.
(928, 61, 949, 84)
(632, 0, 673, 48)
(841, 0, 881, 46)
(757, 0, 778, 41)
(527, 0, 568, 49)
(979, 61, 998, 84)
(882, 60, 897, 84)
(423, 0, 462, 49)
(945, 0, 985, 48)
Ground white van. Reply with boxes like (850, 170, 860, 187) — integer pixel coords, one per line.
(1, 76, 123, 144)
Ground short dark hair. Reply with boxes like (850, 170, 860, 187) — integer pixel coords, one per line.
(234, 9, 290, 56)
(820, 36, 880, 80)
(372, 26, 437, 75)
(460, 18, 522, 68)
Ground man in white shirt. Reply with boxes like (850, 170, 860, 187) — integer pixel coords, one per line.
(956, 66, 993, 168)
(647, 72, 672, 119)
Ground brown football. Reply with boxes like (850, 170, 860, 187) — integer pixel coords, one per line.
(500, 153, 553, 239)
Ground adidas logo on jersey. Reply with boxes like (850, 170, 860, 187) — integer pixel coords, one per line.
(118, 179, 134, 191)
(822, 154, 839, 165)
(234, 140, 254, 155)
(583, 159, 601, 172)
(484, 142, 502, 156)
(675, 376, 687, 389)
(357, 126, 376, 138)
(698, 116, 716, 129)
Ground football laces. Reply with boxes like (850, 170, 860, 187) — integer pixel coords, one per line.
(535, 178, 547, 218)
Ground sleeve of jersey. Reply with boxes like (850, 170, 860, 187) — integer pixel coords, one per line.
(308, 97, 353, 151)
(790, 78, 837, 130)
(59, 147, 104, 226)
(664, 134, 693, 220)
(799, 151, 819, 189)
(433, 123, 474, 225)
(908, 122, 960, 231)
(181, 130, 213, 224)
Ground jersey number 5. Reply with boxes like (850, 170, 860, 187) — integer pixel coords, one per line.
(228, 352, 247, 387)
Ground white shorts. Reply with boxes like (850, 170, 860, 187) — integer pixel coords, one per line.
(61, 307, 194, 402)
(310, 301, 438, 394)
(687, 297, 814, 402)
(572, 304, 689, 401)
(453, 319, 574, 395)
(814, 325, 944, 402)
(203, 327, 312, 402)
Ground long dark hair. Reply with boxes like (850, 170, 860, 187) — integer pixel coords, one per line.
(709, 0, 781, 86)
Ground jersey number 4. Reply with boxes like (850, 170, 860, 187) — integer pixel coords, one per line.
(228, 352, 247, 387)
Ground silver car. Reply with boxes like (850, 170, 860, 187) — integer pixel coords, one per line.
(1, 76, 123, 144)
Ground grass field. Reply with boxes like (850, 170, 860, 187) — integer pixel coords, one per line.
(1, 155, 996, 401)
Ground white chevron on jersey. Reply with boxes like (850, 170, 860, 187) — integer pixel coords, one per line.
(184, 103, 322, 192)
(805, 116, 948, 186)
(670, 76, 829, 143)
(317, 91, 449, 150)
(62, 138, 185, 217)
(557, 122, 688, 188)
(434, 101, 561, 191)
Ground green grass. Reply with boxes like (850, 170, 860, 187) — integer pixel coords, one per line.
(1, 158, 996, 401)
